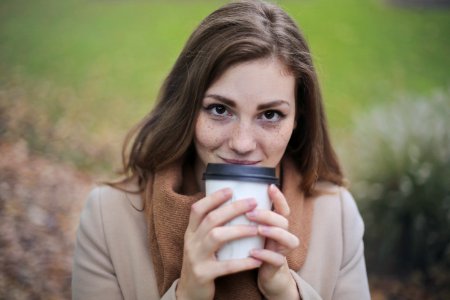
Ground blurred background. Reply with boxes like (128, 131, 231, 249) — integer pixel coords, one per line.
(0, 0, 449, 299)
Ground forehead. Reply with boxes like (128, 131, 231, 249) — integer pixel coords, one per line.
(205, 58, 296, 105)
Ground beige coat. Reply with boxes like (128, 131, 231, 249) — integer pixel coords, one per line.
(72, 184, 370, 299)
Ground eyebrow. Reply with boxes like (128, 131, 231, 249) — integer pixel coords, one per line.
(204, 94, 291, 110)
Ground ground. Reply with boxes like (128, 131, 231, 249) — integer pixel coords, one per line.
(0, 141, 92, 299)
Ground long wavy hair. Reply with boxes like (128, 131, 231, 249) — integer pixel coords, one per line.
(114, 0, 344, 196)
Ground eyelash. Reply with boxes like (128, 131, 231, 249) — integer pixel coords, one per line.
(261, 110, 285, 122)
(203, 104, 285, 122)
(204, 104, 230, 117)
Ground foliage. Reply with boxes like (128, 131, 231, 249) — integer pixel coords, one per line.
(347, 90, 450, 295)
(0, 75, 121, 174)
(0, 142, 92, 299)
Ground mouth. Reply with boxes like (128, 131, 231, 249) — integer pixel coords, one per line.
(220, 157, 261, 165)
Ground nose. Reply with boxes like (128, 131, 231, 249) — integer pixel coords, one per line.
(228, 121, 257, 155)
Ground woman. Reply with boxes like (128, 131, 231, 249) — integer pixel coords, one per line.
(72, 1, 370, 299)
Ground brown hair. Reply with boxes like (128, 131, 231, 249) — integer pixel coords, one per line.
(116, 0, 344, 196)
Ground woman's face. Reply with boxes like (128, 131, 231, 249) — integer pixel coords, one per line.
(194, 58, 296, 174)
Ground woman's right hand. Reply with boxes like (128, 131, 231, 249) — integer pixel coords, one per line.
(176, 188, 263, 300)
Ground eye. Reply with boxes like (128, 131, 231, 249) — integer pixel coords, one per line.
(205, 104, 230, 117)
(261, 110, 283, 121)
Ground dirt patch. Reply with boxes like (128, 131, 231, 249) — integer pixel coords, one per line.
(0, 141, 93, 299)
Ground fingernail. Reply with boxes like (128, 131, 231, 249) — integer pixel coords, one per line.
(246, 198, 257, 207)
(222, 188, 232, 197)
(252, 258, 262, 267)
(259, 225, 269, 233)
(246, 210, 257, 217)
(250, 249, 262, 255)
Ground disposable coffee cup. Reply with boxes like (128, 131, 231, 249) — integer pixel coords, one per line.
(202, 163, 279, 261)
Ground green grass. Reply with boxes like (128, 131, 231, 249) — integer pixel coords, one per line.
(284, 0, 450, 128)
(0, 0, 449, 169)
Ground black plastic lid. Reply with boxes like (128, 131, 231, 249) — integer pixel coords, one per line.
(202, 163, 278, 184)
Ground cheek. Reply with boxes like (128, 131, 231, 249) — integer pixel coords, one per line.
(194, 116, 224, 150)
(264, 123, 294, 156)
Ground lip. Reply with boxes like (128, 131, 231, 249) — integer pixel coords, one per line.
(220, 157, 261, 165)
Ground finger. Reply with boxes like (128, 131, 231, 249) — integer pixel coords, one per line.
(188, 188, 232, 231)
(250, 248, 286, 267)
(269, 184, 290, 217)
(197, 198, 257, 235)
(209, 257, 262, 278)
(245, 209, 288, 229)
(204, 225, 258, 253)
(258, 225, 300, 250)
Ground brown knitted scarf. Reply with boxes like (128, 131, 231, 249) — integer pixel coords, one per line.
(145, 156, 314, 299)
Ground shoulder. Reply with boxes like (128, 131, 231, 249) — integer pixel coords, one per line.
(337, 188, 365, 260)
(80, 183, 146, 238)
(313, 182, 365, 257)
(83, 183, 144, 213)
(299, 184, 366, 292)
(79, 183, 149, 256)
(75, 184, 157, 299)
(311, 183, 365, 247)
(75, 184, 143, 262)
(337, 187, 364, 235)
(313, 182, 362, 223)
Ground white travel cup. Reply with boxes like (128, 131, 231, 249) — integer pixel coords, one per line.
(203, 163, 279, 261)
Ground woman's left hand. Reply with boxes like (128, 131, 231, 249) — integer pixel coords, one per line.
(246, 184, 301, 300)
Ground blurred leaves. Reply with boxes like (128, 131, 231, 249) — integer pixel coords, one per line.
(0, 141, 92, 299)
(347, 89, 450, 297)
(0, 74, 123, 173)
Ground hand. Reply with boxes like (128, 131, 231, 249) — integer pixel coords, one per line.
(176, 188, 263, 300)
(246, 184, 301, 300)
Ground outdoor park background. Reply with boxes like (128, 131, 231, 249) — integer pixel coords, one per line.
(0, 0, 449, 299)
